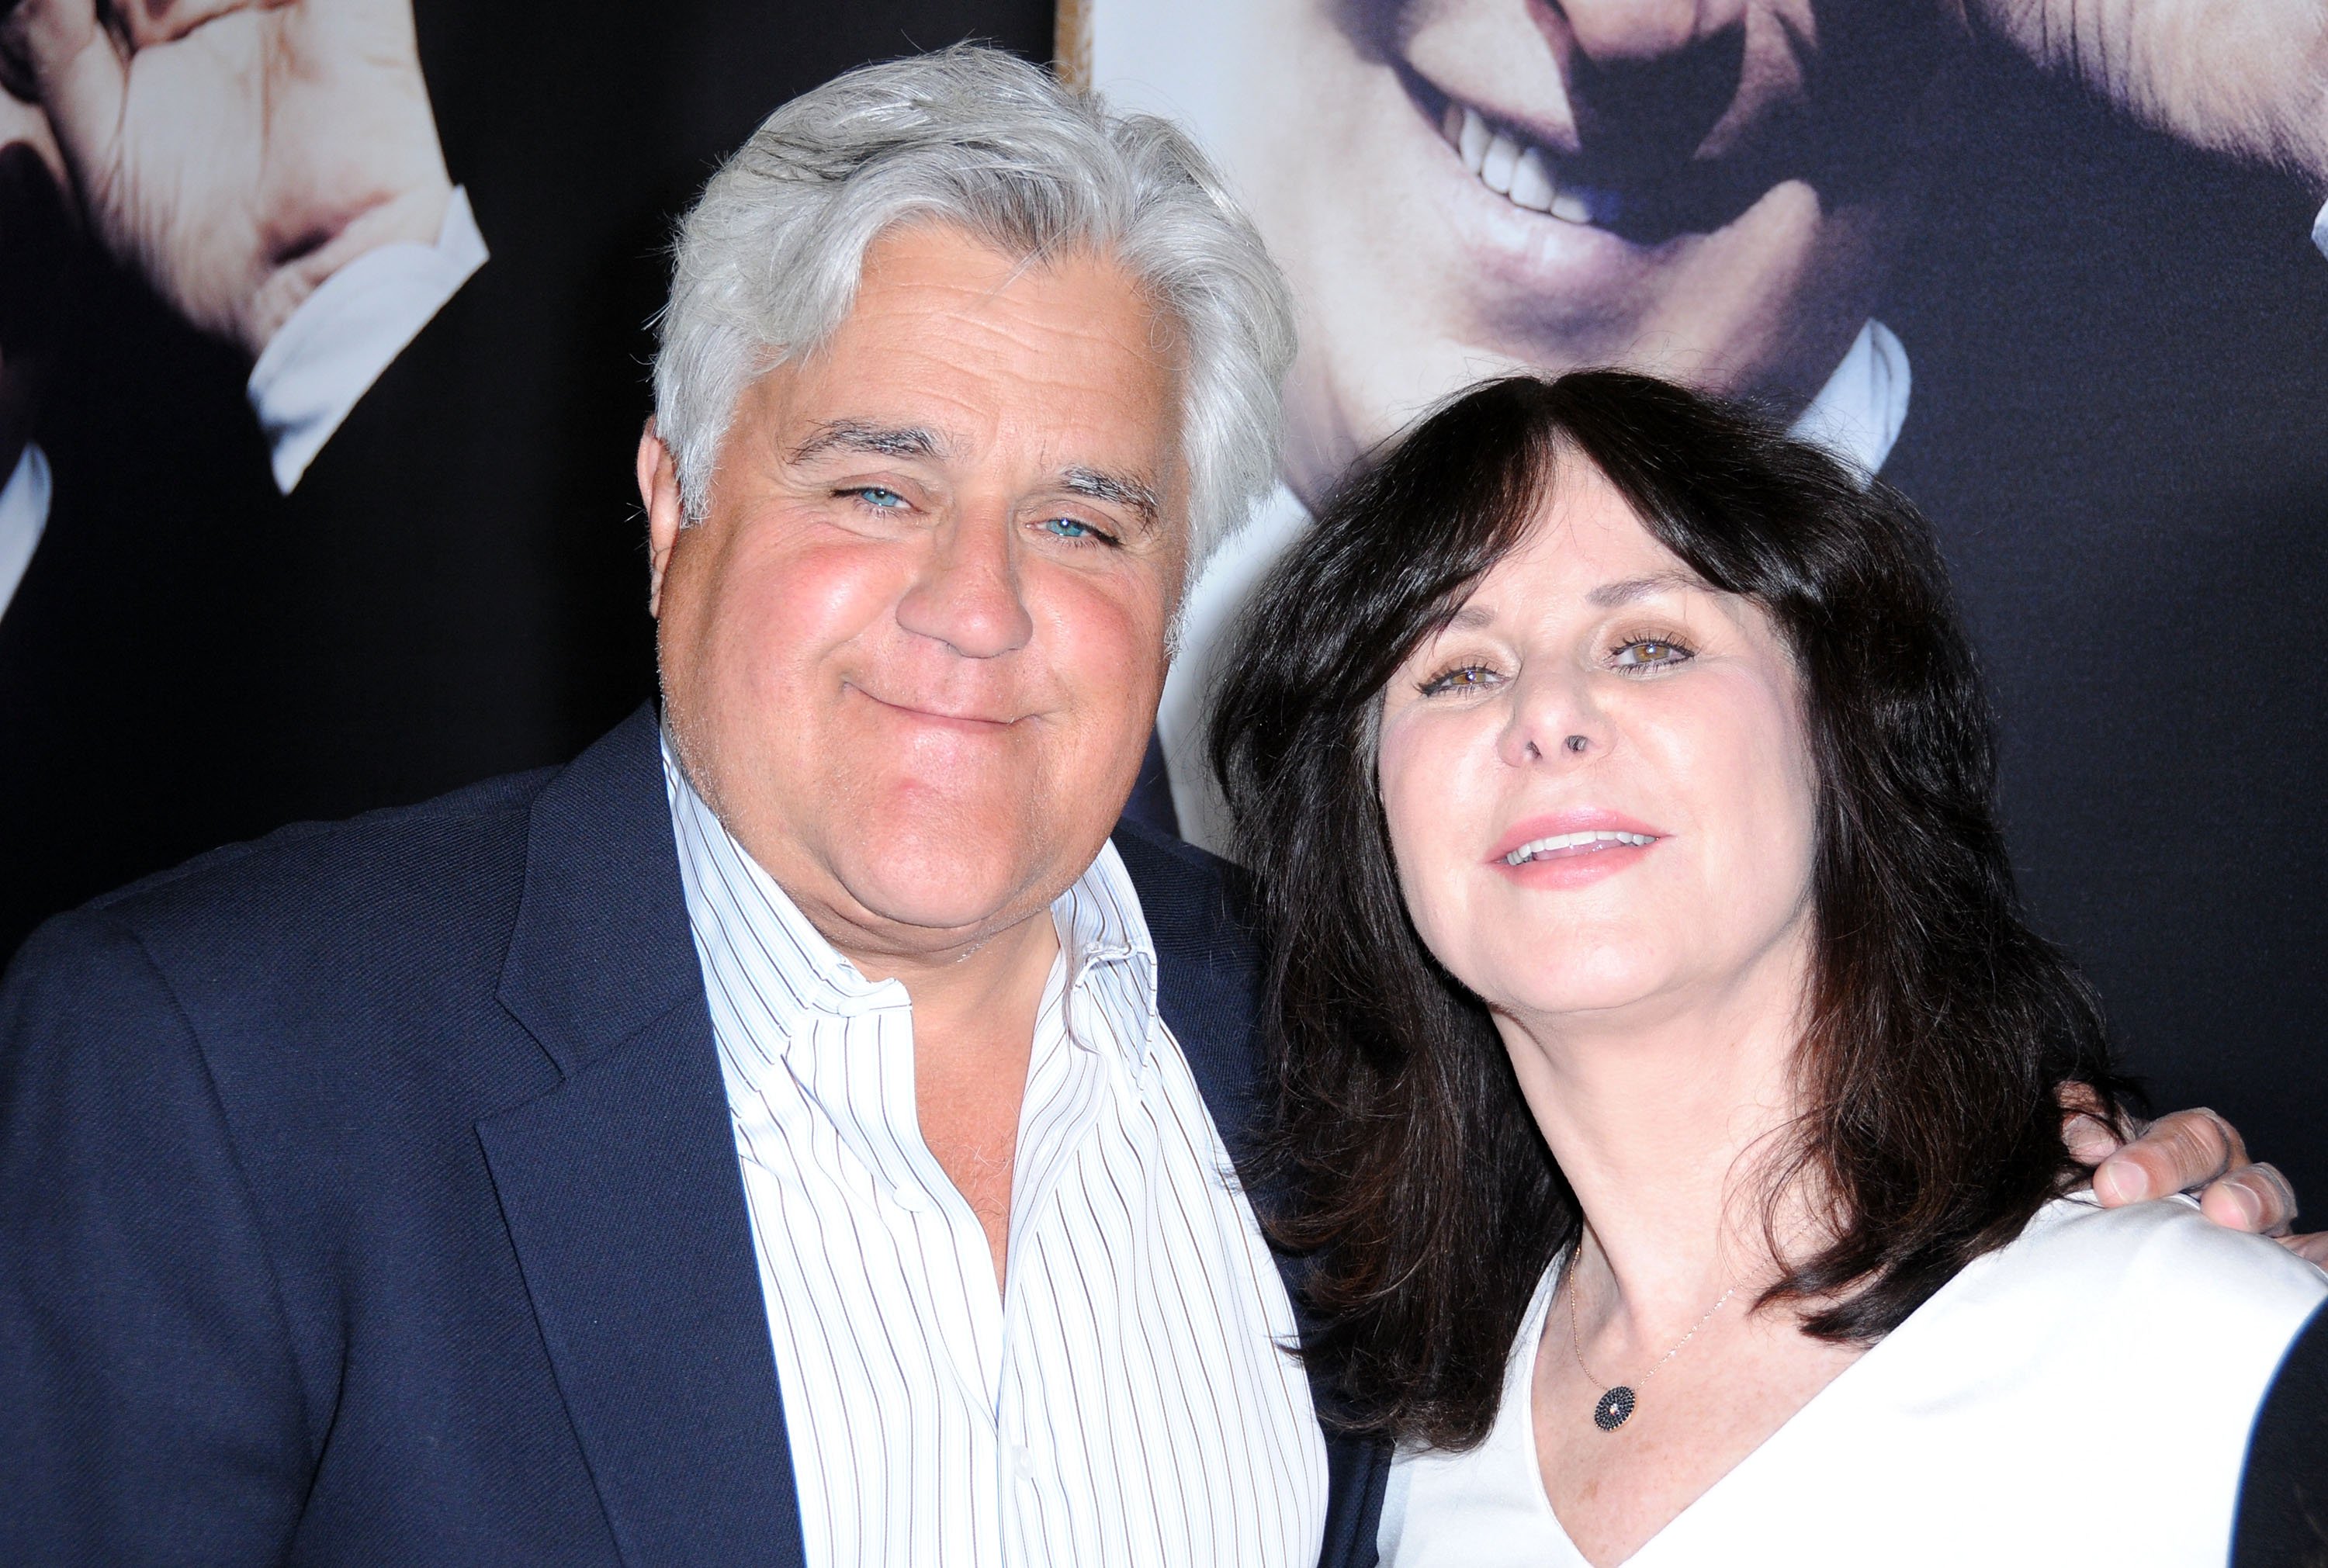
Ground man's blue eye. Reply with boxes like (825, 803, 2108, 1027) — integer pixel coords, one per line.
(857, 487, 906, 509)
(1043, 517, 1099, 540)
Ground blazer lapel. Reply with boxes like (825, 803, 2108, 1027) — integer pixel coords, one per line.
(483, 707, 805, 1568)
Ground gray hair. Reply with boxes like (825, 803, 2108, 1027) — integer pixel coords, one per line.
(652, 45, 1297, 573)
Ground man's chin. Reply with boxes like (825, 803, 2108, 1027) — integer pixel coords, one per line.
(830, 834, 1072, 946)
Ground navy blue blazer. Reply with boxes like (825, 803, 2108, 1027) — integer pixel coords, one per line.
(0, 706, 1389, 1567)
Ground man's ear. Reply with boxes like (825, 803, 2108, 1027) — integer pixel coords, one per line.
(639, 419, 685, 618)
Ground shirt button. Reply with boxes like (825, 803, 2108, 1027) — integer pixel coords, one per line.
(892, 1185, 931, 1213)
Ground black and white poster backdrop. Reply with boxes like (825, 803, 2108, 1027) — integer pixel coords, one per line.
(4, 0, 2324, 1190)
(0, 0, 1051, 957)
(1071, 2, 2328, 1192)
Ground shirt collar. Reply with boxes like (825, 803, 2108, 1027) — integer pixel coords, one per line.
(1049, 838, 1162, 1067)
(1789, 317, 1912, 479)
(663, 739, 892, 1039)
(663, 734, 1162, 1061)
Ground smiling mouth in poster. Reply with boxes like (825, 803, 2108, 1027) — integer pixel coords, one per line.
(1075, 0, 2328, 1192)
(1072, 0, 2328, 841)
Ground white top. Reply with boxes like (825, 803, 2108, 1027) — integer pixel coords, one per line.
(1156, 320, 1913, 854)
(1379, 1195, 2327, 1567)
(662, 743, 1327, 1568)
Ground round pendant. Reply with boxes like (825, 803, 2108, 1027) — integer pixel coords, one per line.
(1592, 1386, 1637, 1431)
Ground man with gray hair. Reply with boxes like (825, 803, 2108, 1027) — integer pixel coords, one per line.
(0, 45, 1370, 1568)
(0, 43, 2281, 1568)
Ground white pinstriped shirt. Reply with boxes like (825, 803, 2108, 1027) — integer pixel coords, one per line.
(663, 745, 1327, 1568)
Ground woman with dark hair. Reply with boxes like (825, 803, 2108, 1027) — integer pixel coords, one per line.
(1211, 370, 2326, 1565)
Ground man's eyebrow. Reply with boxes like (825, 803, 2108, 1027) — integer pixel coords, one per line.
(786, 420, 947, 465)
(1586, 570, 1699, 607)
(1060, 466, 1162, 528)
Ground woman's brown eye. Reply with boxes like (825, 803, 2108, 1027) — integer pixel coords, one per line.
(1421, 664, 1496, 694)
(1613, 638, 1692, 670)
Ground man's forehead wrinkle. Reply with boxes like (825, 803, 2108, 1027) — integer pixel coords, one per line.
(878, 245, 1162, 362)
(938, 293, 1161, 368)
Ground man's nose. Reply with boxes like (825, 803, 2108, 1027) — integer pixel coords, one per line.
(1554, 0, 1749, 67)
(895, 509, 1036, 659)
(1550, 0, 1751, 167)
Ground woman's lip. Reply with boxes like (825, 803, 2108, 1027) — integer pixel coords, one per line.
(1488, 811, 1665, 866)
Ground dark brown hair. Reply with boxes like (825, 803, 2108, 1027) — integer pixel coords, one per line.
(1211, 370, 2132, 1449)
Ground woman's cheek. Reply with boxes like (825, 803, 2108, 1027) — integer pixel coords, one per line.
(1379, 715, 1461, 929)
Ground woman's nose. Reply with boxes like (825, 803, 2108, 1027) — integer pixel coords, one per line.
(1496, 667, 1608, 769)
(895, 510, 1035, 659)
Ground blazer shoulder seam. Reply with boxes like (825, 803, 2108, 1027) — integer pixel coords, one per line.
(85, 774, 553, 915)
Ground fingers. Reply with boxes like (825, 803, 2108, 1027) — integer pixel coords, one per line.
(2091, 1107, 2246, 1206)
(110, 0, 293, 51)
(0, 77, 64, 184)
(2061, 1110, 2123, 1167)
(1963, 0, 2328, 185)
(0, 0, 125, 199)
(0, 0, 288, 151)
(2278, 1232, 2328, 1268)
(2195, 1161, 2299, 1237)
(2056, 1080, 2125, 1165)
(0, 0, 101, 104)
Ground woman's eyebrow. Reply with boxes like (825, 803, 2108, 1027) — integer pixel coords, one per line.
(1586, 570, 1697, 608)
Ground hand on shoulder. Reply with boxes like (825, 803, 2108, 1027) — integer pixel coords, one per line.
(2066, 1099, 2326, 1265)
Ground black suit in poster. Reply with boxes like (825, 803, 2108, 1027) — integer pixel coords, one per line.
(0, 0, 1052, 957)
(1879, 47, 2328, 1196)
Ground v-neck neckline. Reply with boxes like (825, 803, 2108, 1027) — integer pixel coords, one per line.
(1516, 1209, 2049, 1567)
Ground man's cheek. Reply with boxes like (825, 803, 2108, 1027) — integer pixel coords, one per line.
(729, 543, 901, 667)
(1086, 569, 1177, 686)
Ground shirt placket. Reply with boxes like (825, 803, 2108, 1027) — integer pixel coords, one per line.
(996, 958, 1124, 1566)
(816, 999, 1008, 1398)
(788, 997, 1010, 1568)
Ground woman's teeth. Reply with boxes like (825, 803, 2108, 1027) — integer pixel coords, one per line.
(1441, 101, 1598, 226)
(1505, 830, 1655, 866)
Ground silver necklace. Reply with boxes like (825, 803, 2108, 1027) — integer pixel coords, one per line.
(1565, 1247, 1737, 1432)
